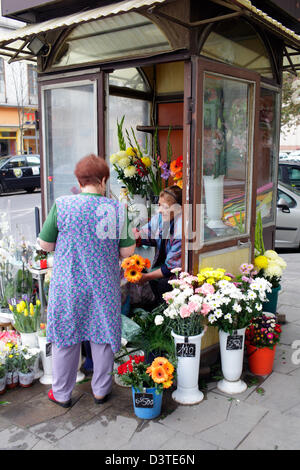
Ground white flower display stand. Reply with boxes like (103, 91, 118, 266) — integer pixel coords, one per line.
(217, 327, 247, 394)
(203, 175, 226, 229)
(171, 330, 206, 405)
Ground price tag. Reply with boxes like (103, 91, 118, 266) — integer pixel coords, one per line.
(134, 393, 154, 408)
(226, 335, 243, 350)
(46, 343, 52, 357)
(176, 342, 196, 357)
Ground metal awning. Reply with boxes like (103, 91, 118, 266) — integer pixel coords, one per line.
(0, 0, 169, 63)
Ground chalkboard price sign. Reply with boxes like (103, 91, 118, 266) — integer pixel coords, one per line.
(46, 342, 52, 357)
(176, 343, 196, 357)
(226, 335, 243, 350)
(134, 393, 154, 408)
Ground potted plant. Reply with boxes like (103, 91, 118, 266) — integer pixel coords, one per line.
(246, 314, 282, 375)
(129, 305, 175, 363)
(18, 346, 39, 387)
(159, 267, 222, 405)
(206, 263, 272, 394)
(9, 297, 41, 347)
(33, 249, 48, 270)
(114, 354, 174, 419)
(5, 342, 20, 389)
(254, 250, 287, 314)
(0, 352, 7, 394)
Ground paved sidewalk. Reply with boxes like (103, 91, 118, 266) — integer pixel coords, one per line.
(0, 251, 299, 451)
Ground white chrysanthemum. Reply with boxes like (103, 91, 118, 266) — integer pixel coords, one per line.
(217, 280, 231, 289)
(264, 262, 283, 278)
(246, 306, 252, 313)
(154, 315, 164, 326)
(224, 313, 233, 323)
(255, 303, 262, 311)
(232, 303, 242, 313)
(124, 165, 136, 178)
(215, 309, 223, 318)
(208, 313, 217, 323)
(247, 291, 257, 300)
(264, 250, 279, 260)
(118, 156, 131, 169)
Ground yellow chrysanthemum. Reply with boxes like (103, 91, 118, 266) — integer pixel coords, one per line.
(126, 147, 136, 157)
(109, 153, 119, 164)
(254, 255, 269, 271)
(206, 277, 216, 284)
(223, 276, 232, 281)
(141, 157, 151, 168)
(8, 354, 13, 359)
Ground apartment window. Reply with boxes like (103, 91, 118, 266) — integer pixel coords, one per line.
(28, 65, 38, 101)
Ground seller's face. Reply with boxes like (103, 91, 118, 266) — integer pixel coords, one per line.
(158, 196, 180, 222)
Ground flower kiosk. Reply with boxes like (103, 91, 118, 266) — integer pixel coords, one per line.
(0, 0, 299, 406)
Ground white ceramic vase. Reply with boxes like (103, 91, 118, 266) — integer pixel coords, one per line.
(38, 336, 85, 384)
(20, 332, 39, 348)
(218, 327, 247, 394)
(171, 330, 206, 405)
(203, 175, 226, 229)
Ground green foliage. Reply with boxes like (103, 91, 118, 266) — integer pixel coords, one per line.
(129, 305, 175, 362)
(254, 211, 265, 256)
(117, 116, 126, 151)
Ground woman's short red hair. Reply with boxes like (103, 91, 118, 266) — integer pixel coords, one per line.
(74, 154, 110, 187)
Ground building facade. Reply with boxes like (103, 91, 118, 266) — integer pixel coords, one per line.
(0, 15, 38, 156)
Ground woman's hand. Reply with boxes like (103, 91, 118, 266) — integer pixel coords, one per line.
(137, 273, 149, 285)
(132, 227, 141, 240)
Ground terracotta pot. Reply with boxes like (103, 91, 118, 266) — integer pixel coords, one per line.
(247, 343, 276, 375)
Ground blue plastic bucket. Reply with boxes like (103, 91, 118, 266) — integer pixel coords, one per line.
(132, 386, 163, 419)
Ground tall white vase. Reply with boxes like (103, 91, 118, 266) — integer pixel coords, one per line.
(38, 336, 85, 385)
(171, 330, 206, 405)
(218, 327, 247, 394)
(203, 175, 226, 229)
(20, 332, 39, 348)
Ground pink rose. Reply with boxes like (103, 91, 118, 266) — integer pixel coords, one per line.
(201, 303, 211, 316)
(198, 283, 215, 295)
(180, 305, 191, 318)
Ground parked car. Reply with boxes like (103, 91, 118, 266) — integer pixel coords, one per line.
(275, 182, 300, 249)
(278, 160, 300, 191)
(0, 154, 40, 194)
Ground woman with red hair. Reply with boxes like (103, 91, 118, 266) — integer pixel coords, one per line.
(38, 154, 135, 407)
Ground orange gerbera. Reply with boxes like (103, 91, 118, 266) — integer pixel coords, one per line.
(152, 357, 169, 367)
(124, 268, 142, 283)
(162, 361, 174, 376)
(121, 257, 136, 270)
(170, 155, 183, 175)
(144, 258, 151, 269)
(151, 366, 169, 384)
(131, 254, 146, 271)
(163, 378, 173, 389)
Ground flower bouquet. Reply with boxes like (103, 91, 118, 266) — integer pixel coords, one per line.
(254, 250, 287, 289)
(9, 298, 41, 334)
(121, 254, 151, 283)
(254, 250, 287, 314)
(206, 263, 272, 333)
(115, 354, 175, 419)
(204, 263, 272, 394)
(5, 341, 20, 389)
(246, 314, 282, 375)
